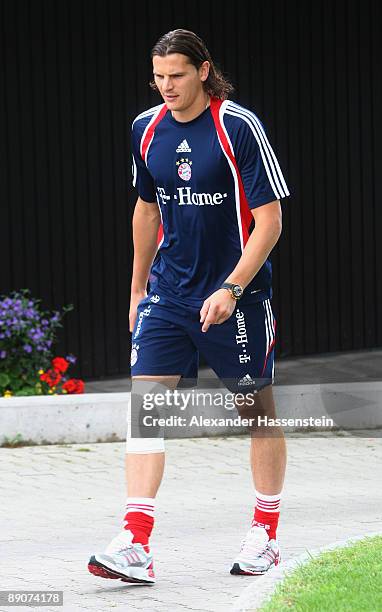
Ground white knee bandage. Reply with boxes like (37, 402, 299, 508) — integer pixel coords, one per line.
(126, 379, 168, 454)
(125, 435, 165, 453)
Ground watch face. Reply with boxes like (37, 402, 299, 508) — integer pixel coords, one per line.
(232, 285, 243, 298)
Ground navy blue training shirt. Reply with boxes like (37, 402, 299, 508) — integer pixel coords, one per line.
(131, 97, 289, 307)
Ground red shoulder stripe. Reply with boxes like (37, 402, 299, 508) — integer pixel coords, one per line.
(140, 104, 168, 163)
(210, 97, 252, 247)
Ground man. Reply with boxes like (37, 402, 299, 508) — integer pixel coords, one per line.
(88, 29, 289, 585)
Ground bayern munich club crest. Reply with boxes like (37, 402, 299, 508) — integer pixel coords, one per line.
(176, 157, 192, 181)
(130, 343, 139, 366)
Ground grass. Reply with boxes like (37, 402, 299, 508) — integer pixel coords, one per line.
(259, 536, 382, 612)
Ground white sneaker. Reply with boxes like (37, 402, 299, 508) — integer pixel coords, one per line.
(230, 526, 281, 575)
(88, 529, 155, 584)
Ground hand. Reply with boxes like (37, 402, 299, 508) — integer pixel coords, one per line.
(200, 289, 237, 333)
(129, 290, 147, 332)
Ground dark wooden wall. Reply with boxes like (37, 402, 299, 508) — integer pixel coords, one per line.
(1, 0, 381, 379)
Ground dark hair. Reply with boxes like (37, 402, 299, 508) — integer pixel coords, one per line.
(150, 29, 234, 100)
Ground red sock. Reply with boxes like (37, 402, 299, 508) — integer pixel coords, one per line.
(123, 498, 155, 545)
(252, 491, 281, 540)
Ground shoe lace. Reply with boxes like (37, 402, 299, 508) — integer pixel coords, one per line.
(107, 534, 135, 555)
(239, 530, 269, 559)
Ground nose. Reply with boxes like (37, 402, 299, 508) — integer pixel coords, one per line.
(163, 76, 174, 91)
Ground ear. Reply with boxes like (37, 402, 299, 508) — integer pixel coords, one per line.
(199, 61, 210, 83)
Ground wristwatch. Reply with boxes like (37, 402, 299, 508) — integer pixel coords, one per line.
(220, 282, 244, 300)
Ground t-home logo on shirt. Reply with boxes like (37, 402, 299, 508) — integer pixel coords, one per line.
(157, 186, 228, 207)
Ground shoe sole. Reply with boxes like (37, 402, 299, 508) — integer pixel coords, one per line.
(230, 558, 280, 576)
(88, 555, 155, 585)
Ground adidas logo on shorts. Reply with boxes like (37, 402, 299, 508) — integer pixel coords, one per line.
(176, 139, 192, 153)
(238, 373, 257, 386)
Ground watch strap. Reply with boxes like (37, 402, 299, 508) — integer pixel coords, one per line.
(220, 282, 243, 300)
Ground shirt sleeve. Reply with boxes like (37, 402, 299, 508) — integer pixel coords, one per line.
(233, 115, 290, 209)
(131, 122, 157, 203)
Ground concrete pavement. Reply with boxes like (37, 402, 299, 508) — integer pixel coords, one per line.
(1, 433, 381, 611)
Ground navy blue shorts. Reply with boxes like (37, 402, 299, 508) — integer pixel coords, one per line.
(130, 292, 276, 392)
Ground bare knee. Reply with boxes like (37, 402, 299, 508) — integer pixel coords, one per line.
(235, 385, 281, 437)
(133, 374, 181, 391)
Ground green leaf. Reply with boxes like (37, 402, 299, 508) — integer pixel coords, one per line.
(14, 387, 37, 396)
(0, 373, 10, 388)
(10, 378, 23, 391)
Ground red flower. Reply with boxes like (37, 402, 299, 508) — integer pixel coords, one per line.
(52, 357, 69, 374)
(62, 378, 85, 394)
(40, 368, 62, 388)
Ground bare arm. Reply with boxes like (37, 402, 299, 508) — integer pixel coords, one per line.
(130, 197, 161, 331)
(200, 201, 282, 332)
(224, 200, 282, 287)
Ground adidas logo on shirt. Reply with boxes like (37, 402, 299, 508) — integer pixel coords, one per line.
(176, 139, 192, 153)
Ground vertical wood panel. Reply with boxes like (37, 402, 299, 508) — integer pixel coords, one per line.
(311, 0, 329, 352)
(359, 0, 376, 347)
(4, 0, 26, 289)
(273, 0, 293, 357)
(323, 0, 341, 352)
(1, 0, 381, 378)
(68, 0, 93, 376)
(335, 0, 353, 350)
(17, 1, 39, 301)
(347, 0, 364, 349)
(371, 0, 382, 346)
(43, 0, 66, 325)
(55, 0, 81, 363)
(96, 0, 117, 375)
(285, 0, 305, 355)
(82, 0, 104, 376)
(0, 1, 12, 291)
(109, 0, 131, 372)
(299, 1, 317, 353)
